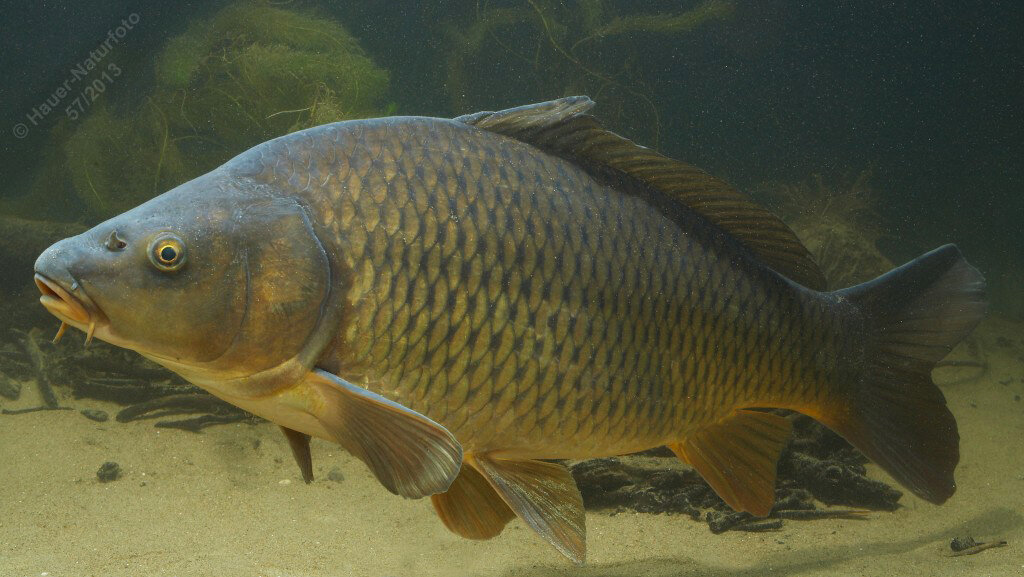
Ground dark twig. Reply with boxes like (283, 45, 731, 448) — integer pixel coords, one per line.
(2, 406, 74, 415)
(21, 329, 59, 408)
(0, 368, 21, 400)
(949, 536, 1007, 557)
(772, 509, 869, 521)
(153, 413, 249, 433)
(706, 511, 756, 534)
(732, 519, 784, 532)
(115, 393, 237, 423)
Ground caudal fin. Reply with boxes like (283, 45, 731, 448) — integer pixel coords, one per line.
(818, 244, 986, 504)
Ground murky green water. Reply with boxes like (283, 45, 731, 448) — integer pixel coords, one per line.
(1, 2, 1021, 575)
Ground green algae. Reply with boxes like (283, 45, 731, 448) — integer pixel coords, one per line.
(38, 0, 390, 220)
(439, 0, 734, 146)
(755, 171, 893, 289)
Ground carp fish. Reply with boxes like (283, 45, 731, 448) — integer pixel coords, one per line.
(34, 97, 986, 563)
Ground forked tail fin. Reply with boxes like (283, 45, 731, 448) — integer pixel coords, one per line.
(817, 244, 986, 504)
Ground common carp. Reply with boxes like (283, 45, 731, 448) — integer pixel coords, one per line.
(34, 97, 985, 563)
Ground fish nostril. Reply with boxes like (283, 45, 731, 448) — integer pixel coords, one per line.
(105, 230, 128, 251)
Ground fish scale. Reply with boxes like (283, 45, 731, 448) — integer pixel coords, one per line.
(248, 117, 817, 457)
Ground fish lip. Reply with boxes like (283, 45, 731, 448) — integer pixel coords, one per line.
(34, 273, 105, 327)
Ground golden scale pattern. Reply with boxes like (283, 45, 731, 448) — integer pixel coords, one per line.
(248, 117, 843, 457)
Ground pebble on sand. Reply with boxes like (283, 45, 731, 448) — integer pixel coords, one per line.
(80, 408, 109, 422)
(97, 461, 122, 483)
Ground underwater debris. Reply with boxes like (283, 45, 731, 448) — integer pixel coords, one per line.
(0, 342, 34, 383)
(111, 393, 230, 421)
(0, 295, 245, 431)
(755, 171, 891, 289)
(948, 536, 1007, 557)
(705, 512, 784, 533)
(0, 327, 68, 414)
(571, 413, 898, 533)
(79, 408, 109, 422)
(1, 406, 73, 416)
(570, 457, 708, 519)
(115, 393, 250, 433)
(0, 369, 21, 400)
(771, 508, 867, 521)
(20, 328, 59, 408)
(152, 414, 249, 433)
(73, 370, 192, 405)
(96, 461, 122, 483)
(704, 511, 755, 533)
(779, 452, 900, 511)
(5, 321, 190, 405)
(572, 0, 734, 41)
(326, 467, 346, 483)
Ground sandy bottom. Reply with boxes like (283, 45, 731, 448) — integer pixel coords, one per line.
(1, 318, 1022, 577)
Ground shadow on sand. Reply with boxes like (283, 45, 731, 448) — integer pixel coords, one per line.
(501, 508, 1022, 577)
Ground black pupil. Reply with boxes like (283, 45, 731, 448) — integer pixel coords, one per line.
(160, 245, 177, 263)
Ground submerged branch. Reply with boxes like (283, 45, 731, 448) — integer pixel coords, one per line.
(116, 393, 241, 423)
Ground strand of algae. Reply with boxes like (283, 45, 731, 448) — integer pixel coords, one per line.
(149, 97, 170, 196)
(443, 0, 735, 148)
(527, 0, 664, 146)
(571, 0, 734, 51)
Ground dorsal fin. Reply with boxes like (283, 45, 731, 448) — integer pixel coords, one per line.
(456, 97, 828, 290)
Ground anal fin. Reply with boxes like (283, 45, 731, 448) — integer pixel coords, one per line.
(303, 369, 463, 499)
(431, 462, 516, 540)
(670, 409, 792, 517)
(280, 426, 314, 484)
(470, 454, 586, 565)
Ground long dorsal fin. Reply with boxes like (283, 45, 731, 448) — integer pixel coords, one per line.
(456, 97, 828, 290)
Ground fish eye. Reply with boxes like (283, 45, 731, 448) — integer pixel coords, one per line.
(148, 233, 187, 272)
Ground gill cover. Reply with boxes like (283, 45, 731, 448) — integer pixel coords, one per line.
(193, 195, 335, 394)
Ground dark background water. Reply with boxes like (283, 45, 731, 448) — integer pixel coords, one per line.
(0, 0, 1020, 313)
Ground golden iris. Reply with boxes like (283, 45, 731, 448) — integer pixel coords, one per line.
(149, 233, 186, 271)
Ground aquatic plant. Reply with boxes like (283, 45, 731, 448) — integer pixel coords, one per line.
(156, 2, 388, 147)
(33, 0, 390, 220)
(438, 0, 734, 146)
(755, 170, 893, 289)
(64, 103, 190, 217)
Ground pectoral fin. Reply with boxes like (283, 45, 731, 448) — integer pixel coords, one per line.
(670, 409, 792, 517)
(280, 426, 314, 484)
(470, 454, 586, 565)
(303, 369, 463, 499)
(431, 462, 516, 540)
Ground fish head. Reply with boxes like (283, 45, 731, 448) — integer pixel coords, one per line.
(34, 168, 334, 394)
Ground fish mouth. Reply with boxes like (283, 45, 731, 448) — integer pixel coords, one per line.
(35, 273, 105, 344)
